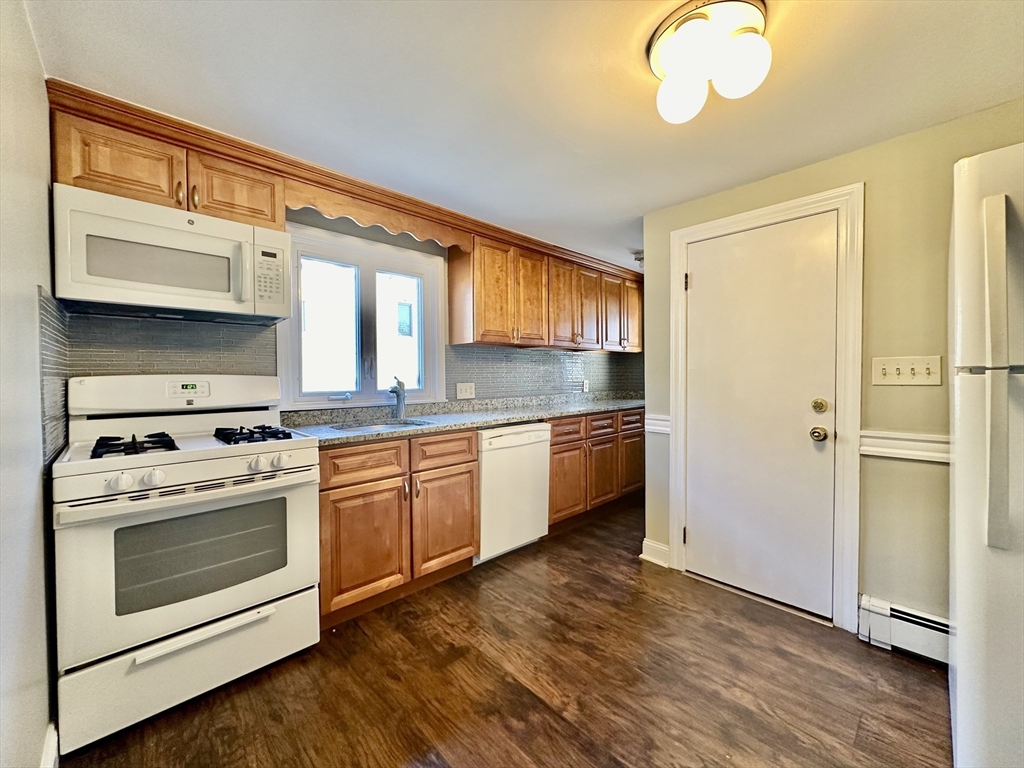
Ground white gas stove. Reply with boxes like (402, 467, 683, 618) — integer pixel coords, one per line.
(53, 375, 321, 754)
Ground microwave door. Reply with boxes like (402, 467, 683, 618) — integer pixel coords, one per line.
(57, 185, 256, 316)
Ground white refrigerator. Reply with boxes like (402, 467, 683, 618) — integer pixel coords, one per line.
(949, 142, 1024, 768)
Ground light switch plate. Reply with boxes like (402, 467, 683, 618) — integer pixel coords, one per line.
(871, 356, 942, 386)
(456, 383, 475, 399)
(583, 379, 590, 393)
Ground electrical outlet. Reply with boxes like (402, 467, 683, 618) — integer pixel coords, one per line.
(456, 383, 475, 399)
(872, 356, 942, 386)
(582, 379, 590, 393)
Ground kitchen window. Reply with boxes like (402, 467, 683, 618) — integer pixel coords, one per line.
(278, 223, 446, 408)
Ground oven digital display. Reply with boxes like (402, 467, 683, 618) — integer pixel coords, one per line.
(180, 384, 197, 390)
(167, 381, 210, 398)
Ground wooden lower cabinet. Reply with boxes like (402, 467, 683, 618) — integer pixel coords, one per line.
(412, 462, 480, 577)
(549, 441, 588, 523)
(619, 431, 645, 494)
(587, 435, 620, 508)
(319, 475, 411, 615)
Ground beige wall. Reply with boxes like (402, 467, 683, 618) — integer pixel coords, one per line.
(0, 1, 54, 764)
(642, 99, 1024, 612)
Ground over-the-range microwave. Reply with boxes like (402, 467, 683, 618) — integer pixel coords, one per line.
(53, 184, 291, 323)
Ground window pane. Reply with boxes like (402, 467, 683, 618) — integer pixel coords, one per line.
(376, 271, 423, 391)
(300, 256, 358, 393)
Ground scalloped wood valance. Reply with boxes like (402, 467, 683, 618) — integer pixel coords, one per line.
(284, 179, 472, 252)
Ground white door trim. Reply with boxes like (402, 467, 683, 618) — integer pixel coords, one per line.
(668, 183, 864, 633)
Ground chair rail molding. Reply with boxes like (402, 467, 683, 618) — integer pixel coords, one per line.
(859, 431, 950, 463)
(645, 414, 671, 435)
(667, 183, 864, 634)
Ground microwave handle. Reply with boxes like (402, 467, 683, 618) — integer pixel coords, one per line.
(240, 241, 253, 303)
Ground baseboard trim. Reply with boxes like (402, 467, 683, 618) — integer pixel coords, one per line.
(41, 723, 58, 768)
(639, 538, 669, 567)
(859, 431, 950, 463)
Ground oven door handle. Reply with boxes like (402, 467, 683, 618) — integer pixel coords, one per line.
(54, 466, 319, 527)
(133, 604, 277, 666)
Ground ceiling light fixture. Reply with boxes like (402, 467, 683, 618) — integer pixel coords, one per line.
(647, 0, 771, 124)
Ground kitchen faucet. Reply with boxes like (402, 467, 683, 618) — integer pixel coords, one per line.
(388, 377, 406, 421)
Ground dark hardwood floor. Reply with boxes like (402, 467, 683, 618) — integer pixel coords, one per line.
(64, 496, 952, 767)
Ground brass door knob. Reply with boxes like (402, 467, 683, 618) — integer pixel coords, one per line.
(809, 426, 829, 442)
(811, 398, 828, 413)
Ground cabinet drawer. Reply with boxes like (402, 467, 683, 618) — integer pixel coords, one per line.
(410, 431, 477, 471)
(549, 416, 587, 445)
(587, 412, 619, 438)
(319, 440, 409, 489)
(619, 408, 645, 432)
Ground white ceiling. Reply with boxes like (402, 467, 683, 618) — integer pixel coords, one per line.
(24, 0, 1024, 269)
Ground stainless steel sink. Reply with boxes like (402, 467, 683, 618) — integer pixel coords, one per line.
(330, 418, 433, 433)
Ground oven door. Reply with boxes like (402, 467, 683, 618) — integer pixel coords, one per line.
(55, 468, 318, 672)
(54, 183, 256, 316)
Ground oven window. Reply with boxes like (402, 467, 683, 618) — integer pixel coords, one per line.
(86, 235, 231, 293)
(113, 499, 287, 615)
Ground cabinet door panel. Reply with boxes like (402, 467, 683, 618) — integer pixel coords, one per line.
(320, 476, 410, 614)
(187, 152, 285, 230)
(515, 249, 549, 345)
(623, 279, 643, 353)
(601, 274, 624, 351)
(577, 267, 603, 350)
(473, 237, 516, 344)
(549, 259, 577, 348)
(412, 463, 479, 577)
(619, 432, 645, 494)
(549, 441, 588, 523)
(53, 113, 187, 208)
(587, 436, 620, 508)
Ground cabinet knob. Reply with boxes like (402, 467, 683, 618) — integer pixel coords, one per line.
(174, 181, 184, 206)
(190, 184, 199, 208)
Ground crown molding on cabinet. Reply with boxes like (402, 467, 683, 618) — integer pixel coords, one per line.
(46, 79, 641, 281)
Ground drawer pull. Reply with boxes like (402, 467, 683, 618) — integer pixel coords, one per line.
(133, 606, 276, 666)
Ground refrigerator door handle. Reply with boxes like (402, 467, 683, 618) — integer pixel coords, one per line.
(983, 195, 1009, 368)
(986, 368, 1011, 549)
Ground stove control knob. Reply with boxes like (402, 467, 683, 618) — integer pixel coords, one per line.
(249, 455, 270, 473)
(109, 473, 134, 492)
(271, 453, 289, 469)
(142, 469, 166, 487)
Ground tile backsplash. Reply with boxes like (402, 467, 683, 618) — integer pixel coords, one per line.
(445, 345, 642, 399)
(66, 314, 276, 377)
(39, 288, 69, 461)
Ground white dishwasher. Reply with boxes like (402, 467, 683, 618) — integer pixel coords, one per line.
(476, 422, 552, 563)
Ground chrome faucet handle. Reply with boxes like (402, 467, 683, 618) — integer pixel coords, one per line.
(388, 377, 405, 394)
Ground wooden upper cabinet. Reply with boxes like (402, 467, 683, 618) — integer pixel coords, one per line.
(549, 258, 577, 348)
(623, 279, 643, 353)
(186, 151, 285, 230)
(514, 249, 548, 345)
(601, 274, 625, 351)
(412, 462, 479, 578)
(53, 113, 187, 208)
(319, 476, 411, 615)
(577, 266, 603, 350)
(471, 237, 516, 345)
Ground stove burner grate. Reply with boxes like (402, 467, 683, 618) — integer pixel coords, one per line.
(90, 432, 179, 459)
(213, 425, 293, 445)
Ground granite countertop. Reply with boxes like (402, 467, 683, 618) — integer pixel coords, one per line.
(297, 399, 645, 446)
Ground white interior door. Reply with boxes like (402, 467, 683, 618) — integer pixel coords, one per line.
(685, 211, 838, 617)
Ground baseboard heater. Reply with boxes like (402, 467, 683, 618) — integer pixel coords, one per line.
(858, 595, 949, 664)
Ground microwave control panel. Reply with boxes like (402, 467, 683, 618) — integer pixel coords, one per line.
(255, 248, 285, 304)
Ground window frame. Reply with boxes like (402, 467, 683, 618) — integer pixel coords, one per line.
(278, 222, 447, 410)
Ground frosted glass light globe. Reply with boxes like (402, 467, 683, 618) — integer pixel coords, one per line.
(658, 17, 722, 81)
(711, 31, 772, 99)
(656, 74, 709, 124)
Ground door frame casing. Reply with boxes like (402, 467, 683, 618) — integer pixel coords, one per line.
(668, 183, 864, 633)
